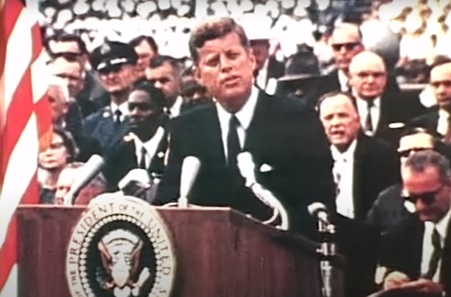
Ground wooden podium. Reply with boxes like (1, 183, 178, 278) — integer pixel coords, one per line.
(16, 205, 344, 297)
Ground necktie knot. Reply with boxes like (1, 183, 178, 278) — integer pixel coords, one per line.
(114, 109, 122, 124)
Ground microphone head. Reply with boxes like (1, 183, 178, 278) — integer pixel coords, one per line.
(307, 202, 327, 217)
(237, 152, 256, 184)
(179, 156, 201, 198)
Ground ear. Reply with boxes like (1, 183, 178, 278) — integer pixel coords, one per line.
(248, 48, 257, 72)
(193, 65, 204, 86)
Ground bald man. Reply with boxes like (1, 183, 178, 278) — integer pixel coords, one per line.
(326, 23, 400, 94)
(411, 59, 451, 143)
(348, 51, 424, 145)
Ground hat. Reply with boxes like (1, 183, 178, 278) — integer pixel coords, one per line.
(278, 51, 321, 81)
(89, 41, 138, 72)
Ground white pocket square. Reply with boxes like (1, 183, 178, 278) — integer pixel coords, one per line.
(260, 164, 273, 172)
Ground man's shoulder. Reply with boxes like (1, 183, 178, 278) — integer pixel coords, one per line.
(85, 107, 111, 123)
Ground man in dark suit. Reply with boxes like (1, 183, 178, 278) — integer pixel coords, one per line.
(326, 22, 400, 94)
(410, 58, 451, 142)
(379, 149, 451, 297)
(84, 41, 138, 157)
(154, 17, 335, 238)
(318, 91, 399, 297)
(348, 51, 425, 145)
(104, 81, 169, 190)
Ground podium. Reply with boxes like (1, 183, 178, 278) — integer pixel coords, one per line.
(16, 205, 344, 297)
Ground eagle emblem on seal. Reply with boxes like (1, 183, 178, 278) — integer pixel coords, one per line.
(97, 229, 151, 297)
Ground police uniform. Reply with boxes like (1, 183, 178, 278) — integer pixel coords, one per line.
(84, 41, 138, 157)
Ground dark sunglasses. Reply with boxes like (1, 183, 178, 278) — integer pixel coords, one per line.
(331, 42, 360, 51)
(398, 148, 429, 158)
(403, 186, 443, 206)
(128, 102, 153, 112)
(98, 64, 123, 75)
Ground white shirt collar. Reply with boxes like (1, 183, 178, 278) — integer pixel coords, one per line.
(438, 108, 450, 120)
(132, 127, 165, 166)
(169, 96, 183, 118)
(338, 70, 349, 91)
(353, 92, 381, 109)
(331, 138, 357, 162)
(110, 101, 129, 117)
(435, 205, 451, 240)
(215, 86, 259, 130)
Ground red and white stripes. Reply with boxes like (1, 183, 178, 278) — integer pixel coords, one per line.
(0, 0, 52, 296)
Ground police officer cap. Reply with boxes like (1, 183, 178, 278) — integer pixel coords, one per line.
(90, 41, 138, 72)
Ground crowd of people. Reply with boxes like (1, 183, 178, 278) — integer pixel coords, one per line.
(34, 0, 451, 297)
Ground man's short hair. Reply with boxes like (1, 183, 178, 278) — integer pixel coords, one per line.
(131, 80, 166, 110)
(404, 149, 451, 184)
(332, 23, 363, 41)
(148, 55, 180, 72)
(129, 35, 159, 54)
(44, 32, 88, 55)
(430, 55, 451, 71)
(316, 91, 358, 112)
(188, 17, 250, 65)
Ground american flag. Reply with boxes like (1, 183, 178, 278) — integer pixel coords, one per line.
(0, 0, 52, 296)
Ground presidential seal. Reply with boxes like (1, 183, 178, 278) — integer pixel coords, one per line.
(66, 194, 176, 297)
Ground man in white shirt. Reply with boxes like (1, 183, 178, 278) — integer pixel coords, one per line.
(348, 51, 423, 145)
(146, 55, 184, 118)
(103, 81, 169, 191)
(381, 150, 451, 297)
(318, 91, 399, 297)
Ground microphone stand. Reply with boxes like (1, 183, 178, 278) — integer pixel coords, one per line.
(317, 220, 337, 297)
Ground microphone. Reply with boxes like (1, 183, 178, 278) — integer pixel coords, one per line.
(307, 202, 331, 226)
(67, 155, 105, 205)
(237, 152, 289, 230)
(178, 156, 201, 208)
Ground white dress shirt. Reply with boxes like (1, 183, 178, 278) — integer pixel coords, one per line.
(437, 109, 450, 136)
(338, 70, 349, 92)
(133, 127, 165, 169)
(216, 87, 259, 160)
(110, 101, 129, 122)
(331, 140, 357, 219)
(169, 96, 183, 118)
(356, 96, 381, 136)
(421, 207, 451, 282)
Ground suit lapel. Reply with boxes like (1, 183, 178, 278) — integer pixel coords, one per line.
(205, 105, 228, 166)
(244, 91, 269, 154)
(148, 129, 169, 175)
(353, 135, 365, 219)
(440, 216, 451, 286)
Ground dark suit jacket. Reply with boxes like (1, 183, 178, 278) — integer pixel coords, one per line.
(331, 134, 399, 297)
(352, 133, 401, 220)
(409, 108, 440, 134)
(362, 91, 426, 146)
(84, 106, 131, 158)
(366, 183, 412, 234)
(379, 215, 451, 297)
(155, 90, 336, 237)
(104, 129, 169, 190)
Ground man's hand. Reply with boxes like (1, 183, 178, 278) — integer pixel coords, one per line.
(383, 271, 410, 290)
(400, 278, 444, 294)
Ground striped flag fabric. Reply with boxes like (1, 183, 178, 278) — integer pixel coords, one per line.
(0, 0, 52, 296)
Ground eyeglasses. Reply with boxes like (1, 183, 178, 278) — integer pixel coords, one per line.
(331, 42, 361, 51)
(403, 186, 443, 206)
(398, 148, 429, 158)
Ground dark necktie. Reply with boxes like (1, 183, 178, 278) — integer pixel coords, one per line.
(139, 146, 147, 169)
(365, 101, 374, 134)
(424, 227, 443, 280)
(114, 109, 122, 125)
(227, 115, 242, 180)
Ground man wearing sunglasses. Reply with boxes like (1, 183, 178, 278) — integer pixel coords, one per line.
(84, 41, 138, 157)
(379, 150, 451, 297)
(103, 81, 168, 192)
(327, 23, 400, 94)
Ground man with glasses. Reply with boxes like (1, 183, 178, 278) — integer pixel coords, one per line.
(327, 22, 400, 94)
(378, 150, 451, 297)
(366, 127, 439, 234)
